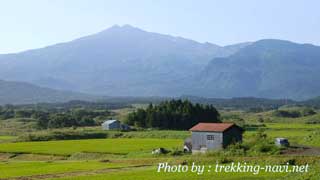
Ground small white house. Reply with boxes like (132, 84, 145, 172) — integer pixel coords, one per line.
(101, 119, 130, 131)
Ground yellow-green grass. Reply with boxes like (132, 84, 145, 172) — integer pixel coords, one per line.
(48, 166, 293, 180)
(0, 135, 17, 143)
(244, 110, 320, 124)
(0, 118, 37, 136)
(1, 156, 318, 180)
(17, 127, 190, 141)
(264, 123, 320, 129)
(0, 138, 181, 156)
(0, 161, 128, 179)
(0, 135, 16, 140)
(244, 123, 320, 147)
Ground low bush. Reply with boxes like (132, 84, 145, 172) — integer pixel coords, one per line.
(305, 118, 320, 124)
(209, 130, 280, 156)
(170, 148, 183, 156)
(18, 130, 107, 141)
(17, 128, 189, 141)
(273, 110, 301, 118)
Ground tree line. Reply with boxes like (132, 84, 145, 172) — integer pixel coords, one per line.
(0, 105, 110, 129)
(126, 100, 220, 130)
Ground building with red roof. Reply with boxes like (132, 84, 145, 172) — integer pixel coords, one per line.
(188, 122, 243, 153)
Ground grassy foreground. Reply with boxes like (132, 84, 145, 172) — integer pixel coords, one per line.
(48, 167, 291, 180)
(0, 161, 129, 179)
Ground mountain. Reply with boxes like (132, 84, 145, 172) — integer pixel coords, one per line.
(1, 25, 319, 100)
(191, 39, 320, 100)
(0, 25, 245, 97)
(0, 80, 96, 105)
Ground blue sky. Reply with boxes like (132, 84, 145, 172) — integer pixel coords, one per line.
(0, 0, 319, 53)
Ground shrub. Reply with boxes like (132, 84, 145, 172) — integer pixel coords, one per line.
(217, 155, 233, 164)
(170, 148, 183, 156)
(273, 110, 301, 118)
(243, 129, 280, 155)
(224, 143, 246, 156)
(19, 130, 107, 141)
(305, 118, 320, 124)
(301, 108, 317, 116)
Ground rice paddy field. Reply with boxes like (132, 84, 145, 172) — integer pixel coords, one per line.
(0, 123, 320, 180)
(1, 107, 320, 180)
(0, 138, 180, 156)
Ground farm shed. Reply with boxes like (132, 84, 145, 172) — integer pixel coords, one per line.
(101, 120, 130, 130)
(189, 123, 243, 153)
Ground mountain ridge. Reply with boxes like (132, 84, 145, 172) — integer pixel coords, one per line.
(190, 39, 320, 100)
(0, 25, 319, 100)
(0, 25, 247, 96)
(0, 79, 97, 105)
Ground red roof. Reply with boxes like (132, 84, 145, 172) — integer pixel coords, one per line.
(189, 123, 236, 132)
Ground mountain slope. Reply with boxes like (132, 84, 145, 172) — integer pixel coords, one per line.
(0, 25, 243, 96)
(1, 26, 319, 100)
(191, 39, 320, 100)
(0, 80, 96, 105)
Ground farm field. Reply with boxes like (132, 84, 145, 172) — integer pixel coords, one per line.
(1, 106, 320, 179)
(0, 154, 318, 180)
(48, 166, 293, 180)
(0, 136, 16, 143)
(243, 123, 320, 147)
(0, 138, 181, 156)
(0, 123, 320, 180)
(0, 161, 131, 179)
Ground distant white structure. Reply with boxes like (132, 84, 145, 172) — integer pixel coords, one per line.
(275, 138, 290, 147)
(101, 119, 130, 131)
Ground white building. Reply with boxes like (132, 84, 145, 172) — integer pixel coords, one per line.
(101, 119, 130, 130)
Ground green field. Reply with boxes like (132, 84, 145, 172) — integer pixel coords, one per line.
(48, 167, 292, 180)
(0, 161, 130, 179)
(0, 138, 181, 156)
(1, 106, 320, 179)
(0, 135, 16, 141)
(243, 123, 320, 147)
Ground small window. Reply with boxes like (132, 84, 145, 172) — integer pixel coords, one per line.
(207, 135, 214, 140)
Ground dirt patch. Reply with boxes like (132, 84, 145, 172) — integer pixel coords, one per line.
(11, 154, 66, 161)
(0, 153, 66, 162)
(281, 145, 320, 156)
(0, 153, 15, 161)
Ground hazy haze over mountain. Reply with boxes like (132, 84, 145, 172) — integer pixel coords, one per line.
(0, 25, 247, 96)
(192, 39, 320, 100)
(0, 79, 96, 105)
(0, 25, 319, 101)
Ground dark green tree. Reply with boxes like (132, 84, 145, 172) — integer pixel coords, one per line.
(126, 100, 220, 130)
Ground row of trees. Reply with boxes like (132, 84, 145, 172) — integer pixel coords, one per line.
(0, 106, 110, 129)
(126, 100, 220, 130)
(34, 109, 110, 129)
